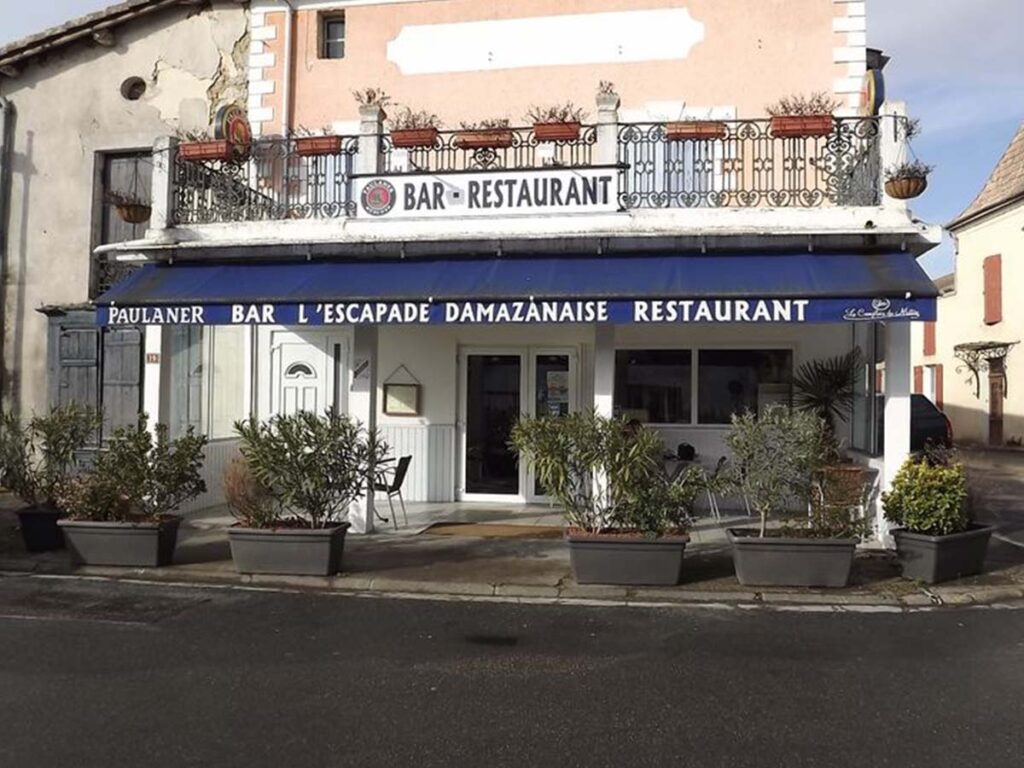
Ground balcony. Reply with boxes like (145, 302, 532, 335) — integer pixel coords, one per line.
(169, 117, 885, 227)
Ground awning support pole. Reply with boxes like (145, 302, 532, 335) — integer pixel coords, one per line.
(349, 325, 379, 534)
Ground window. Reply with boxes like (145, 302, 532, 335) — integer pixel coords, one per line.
(99, 152, 152, 245)
(697, 349, 792, 424)
(167, 326, 250, 440)
(320, 13, 346, 59)
(983, 254, 1002, 325)
(614, 350, 692, 424)
(923, 321, 936, 356)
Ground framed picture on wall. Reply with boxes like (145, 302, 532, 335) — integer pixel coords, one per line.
(383, 383, 421, 416)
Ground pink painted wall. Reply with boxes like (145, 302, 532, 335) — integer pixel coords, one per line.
(262, 0, 846, 134)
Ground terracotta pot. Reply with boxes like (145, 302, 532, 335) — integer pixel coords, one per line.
(885, 176, 928, 200)
(390, 127, 439, 149)
(770, 114, 834, 138)
(666, 121, 727, 141)
(455, 129, 515, 149)
(115, 203, 152, 224)
(178, 139, 234, 162)
(533, 121, 581, 142)
(295, 135, 343, 157)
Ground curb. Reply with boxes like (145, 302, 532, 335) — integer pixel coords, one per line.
(4, 561, 1023, 612)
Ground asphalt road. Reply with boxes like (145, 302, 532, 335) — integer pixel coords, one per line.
(0, 576, 1021, 768)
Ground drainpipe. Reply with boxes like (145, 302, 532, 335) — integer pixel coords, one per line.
(281, 0, 296, 135)
(0, 95, 14, 413)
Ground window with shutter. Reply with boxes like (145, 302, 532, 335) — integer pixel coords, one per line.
(983, 254, 1002, 325)
(934, 364, 944, 410)
(913, 365, 924, 394)
(923, 322, 936, 356)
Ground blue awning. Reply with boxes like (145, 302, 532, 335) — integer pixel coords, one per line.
(96, 253, 938, 326)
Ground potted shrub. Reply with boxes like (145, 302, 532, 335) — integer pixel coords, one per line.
(511, 410, 703, 586)
(882, 451, 992, 583)
(56, 415, 207, 567)
(388, 105, 442, 149)
(293, 126, 343, 157)
(526, 103, 586, 142)
(724, 405, 866, 588)
(176, 130, 234, 162)
(666, 120, 727, 141)
(456, 118, 514, 149)
(228, 409, 388, 576)
(766, 92, 839, 138)
(885, 160, 932, 200)
(0, 405, 102, 552)
(104, 190, 152, 224)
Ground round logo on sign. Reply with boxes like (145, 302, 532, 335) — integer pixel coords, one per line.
(872, 297, 892, 312)
(361, 179, 396, 216)
(214, 104, 252, 159)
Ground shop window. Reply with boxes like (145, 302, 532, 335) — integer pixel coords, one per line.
(320, 13, 346, 59)
(614, 350, 692, 424)
(697, 349, 792, 425)
(983, 254, 1002, 325)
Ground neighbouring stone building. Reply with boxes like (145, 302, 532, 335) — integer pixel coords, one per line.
(912, 123, 1024, 445)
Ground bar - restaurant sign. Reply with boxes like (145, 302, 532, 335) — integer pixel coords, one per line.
(353, 167, 619, 219)
(100, 297, 935, 326)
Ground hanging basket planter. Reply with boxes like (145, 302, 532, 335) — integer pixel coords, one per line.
(770, 114, 834, 138)
(115, 203, 152, 224)
(885, 176, 928, 200)
(666, 120, 728, 141)
(390, 127, 440, 149)
(455, 129, 515, 149)
(178, 139, 234, 162)
(533, 121, 581, 142)
(295, 135, 343, 157)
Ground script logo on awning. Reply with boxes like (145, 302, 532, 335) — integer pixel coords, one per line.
(843, 297, 921, 321)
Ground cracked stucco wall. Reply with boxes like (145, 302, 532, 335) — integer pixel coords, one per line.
(1, 2, 248, 416)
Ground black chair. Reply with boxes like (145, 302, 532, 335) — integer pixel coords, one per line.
(374, 455, 411, 530)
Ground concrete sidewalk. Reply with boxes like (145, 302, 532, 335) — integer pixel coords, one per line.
(3, 502, 1024, 609)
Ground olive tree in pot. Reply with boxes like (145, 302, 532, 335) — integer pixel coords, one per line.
(57, 415, 207, 567)
(0, 405, 102, 552)
(511, 410, 703, 586)
(228, 409, 389, 576)
(882, 449, 991, 583)
(724, 405, 868, 588)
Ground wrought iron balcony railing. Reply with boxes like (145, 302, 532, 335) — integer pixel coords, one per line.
(618, 118, 881, 208)
(168, 117, 883, 225)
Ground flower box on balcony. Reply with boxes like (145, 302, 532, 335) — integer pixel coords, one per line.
(178, 139, 234, 162)
(666, 121, 727, 141)
(533, 121, 581, 142)
(390, 127, 439, 149)
(455, 129, 515, 149)
(295, 135, 343, 157)
(770, 115, 834, 138)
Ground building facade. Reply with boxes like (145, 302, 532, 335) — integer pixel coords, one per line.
(5, 0, 941, 538)
(913, 124, 1024, 445)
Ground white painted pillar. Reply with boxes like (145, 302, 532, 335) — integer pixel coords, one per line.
(143, 325, 163, 439)
(356, 105, 384, 177)
(595, 86, 621, 167)
(348, 325, 378, 534)
(146, 136, 178, 244)
(880, 321, 912, 546)
(879, 100, 908, 213)
(592, 324, 616, 520)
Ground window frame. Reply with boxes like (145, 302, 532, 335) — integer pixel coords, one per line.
(319, 12, 347, 60)
(612, 342, 799, 428)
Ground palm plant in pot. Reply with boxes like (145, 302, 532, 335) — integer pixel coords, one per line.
(724, 405, 868, 587)
(882, 448, 991, 583)
(57, 414, 207, 567)
(0, 405, 102, 552)
(229, 409, 389, 576)
(511, 410, 703, 586)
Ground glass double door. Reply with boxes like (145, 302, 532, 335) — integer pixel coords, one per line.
(459, 348, 577, 502)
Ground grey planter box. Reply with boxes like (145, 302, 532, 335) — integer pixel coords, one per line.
(727, 528, 857, 587)
(567, 533, 689, 585)
(228, 524, 349, 576)
(893, 525, 994, 584)
(58, 517, 181, 567)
